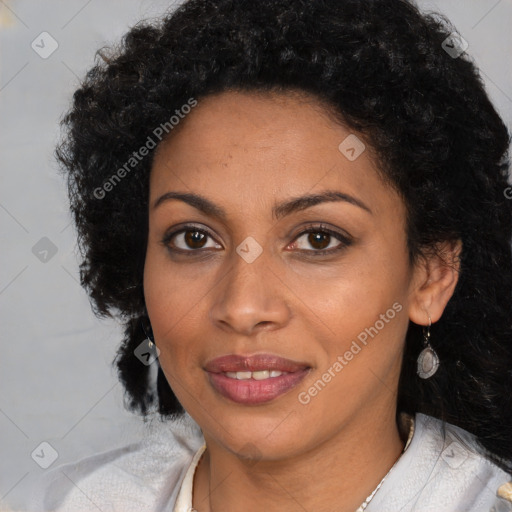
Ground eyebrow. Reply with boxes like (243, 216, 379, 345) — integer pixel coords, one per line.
(152, 189, 372, 220)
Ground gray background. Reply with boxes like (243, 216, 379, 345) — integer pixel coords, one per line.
(1, 0, 511, 510)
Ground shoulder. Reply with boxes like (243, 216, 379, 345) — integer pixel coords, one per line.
(26, 413, 204, 512)
(369, 413, 512, 512)
(425, 413, 512, 511)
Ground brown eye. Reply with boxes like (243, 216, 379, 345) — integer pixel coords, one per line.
(294, 230, 341, 252)
(184, 230, 207, 249)
(162, 225, 222, 252)
(290, 224, 353, 255)
(307, 232, 331, 250)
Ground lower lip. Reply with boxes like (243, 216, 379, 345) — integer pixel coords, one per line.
(207, 369, 310, 405)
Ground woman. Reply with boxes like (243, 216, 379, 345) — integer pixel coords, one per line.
(29, 0, 512, 510)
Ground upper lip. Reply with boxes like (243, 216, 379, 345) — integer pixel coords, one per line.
(204, 354, 310, 373)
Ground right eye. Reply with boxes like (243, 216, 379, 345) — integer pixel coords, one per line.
(161, 225, 223, 253)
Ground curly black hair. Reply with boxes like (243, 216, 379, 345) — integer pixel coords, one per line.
(56, 0, 512, 471)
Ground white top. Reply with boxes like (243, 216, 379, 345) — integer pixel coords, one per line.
(27, 412, 512, 512)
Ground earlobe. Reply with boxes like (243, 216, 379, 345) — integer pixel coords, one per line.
(408, 240, 462, 326)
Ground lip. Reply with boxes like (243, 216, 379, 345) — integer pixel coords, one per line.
(204, 353, 310, 373)
(205, 353, 311, 405)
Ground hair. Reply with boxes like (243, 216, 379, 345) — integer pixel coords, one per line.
(56, 0, 512, 471)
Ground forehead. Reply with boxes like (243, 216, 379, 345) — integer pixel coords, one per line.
(149, 90, 402, 220)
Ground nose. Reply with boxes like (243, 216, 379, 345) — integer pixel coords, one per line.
(209, 249, 291, 336)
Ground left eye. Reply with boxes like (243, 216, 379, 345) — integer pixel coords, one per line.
(290, 227, 351, 254)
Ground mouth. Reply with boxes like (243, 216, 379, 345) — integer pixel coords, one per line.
(204, 353, 311, 405)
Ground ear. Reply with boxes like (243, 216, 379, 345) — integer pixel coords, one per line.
(408, 240, 462, 325)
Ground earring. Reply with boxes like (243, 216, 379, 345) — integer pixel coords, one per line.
(417, 316, 439, 379)
(140, 315, 155, 348)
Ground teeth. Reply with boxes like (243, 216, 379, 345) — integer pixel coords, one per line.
(224, 370, 288, 380)
(252, 370, 270, 380)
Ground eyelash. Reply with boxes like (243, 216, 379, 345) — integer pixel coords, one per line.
(160, 223, 353, 257)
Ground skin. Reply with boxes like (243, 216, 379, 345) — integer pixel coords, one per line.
(143, 90, 460, 512)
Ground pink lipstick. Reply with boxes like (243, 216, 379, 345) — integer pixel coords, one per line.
(204, 354, 311, 405)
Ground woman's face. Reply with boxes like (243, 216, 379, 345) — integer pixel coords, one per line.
(144, 90, 423, 460)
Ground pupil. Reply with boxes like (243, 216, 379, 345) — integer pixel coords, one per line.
(185, 230, 206, 248)
(308, 232, 330, 250)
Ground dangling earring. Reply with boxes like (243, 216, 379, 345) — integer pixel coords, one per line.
(417, 315, 439, 379)
(140, 315, 155, 348)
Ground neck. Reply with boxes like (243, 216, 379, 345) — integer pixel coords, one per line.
(192, 407, 406, 512)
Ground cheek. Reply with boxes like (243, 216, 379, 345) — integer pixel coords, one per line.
(143, 249, 199, 352)
(289, 249, 411, 404)
(143, 247, 227, 387)
(144, 238, 215, 317)
(284, 240, 410, 331)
